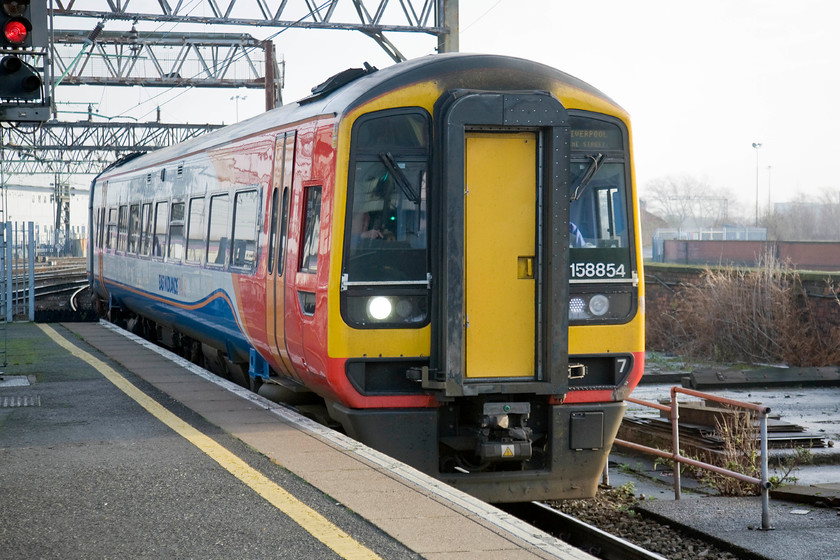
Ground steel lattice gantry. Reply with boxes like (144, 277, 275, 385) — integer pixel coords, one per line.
(0, 0, 459, 179)
(52, 30, 281, 90)
(52, 0, 458, 61)
(0, 121, 223, 176)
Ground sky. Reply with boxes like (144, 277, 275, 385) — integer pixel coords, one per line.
(46, 0, 840, 220)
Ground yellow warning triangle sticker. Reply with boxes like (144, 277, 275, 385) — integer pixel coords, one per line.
(502, 445, 515, 457)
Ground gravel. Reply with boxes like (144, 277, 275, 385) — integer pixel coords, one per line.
(548, 485, 742, 560)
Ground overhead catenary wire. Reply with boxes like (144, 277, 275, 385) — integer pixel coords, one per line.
(104, 0, 335, 122)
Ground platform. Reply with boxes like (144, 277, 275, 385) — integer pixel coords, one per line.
(0, 321, 592, 560)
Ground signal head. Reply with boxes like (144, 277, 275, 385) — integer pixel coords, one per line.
(0, 54, 41, 99)
(3, 17, 28, 45)
(1, 0, 29, 17)
(1, 0, 34, 47)
(1, 54, 22, 72)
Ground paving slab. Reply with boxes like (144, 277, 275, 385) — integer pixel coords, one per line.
(60, 321, 595, 560)
(636, 495, 840, 560)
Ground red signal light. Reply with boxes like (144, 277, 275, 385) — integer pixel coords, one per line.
(3, 18, 27, 44)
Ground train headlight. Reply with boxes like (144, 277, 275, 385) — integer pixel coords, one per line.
(568, 291, 634, 322)
(570, 297, 586, 316)
(343, 292, 429, 328)
(589, 294, 610, 316)
(367, 296, 393, 320)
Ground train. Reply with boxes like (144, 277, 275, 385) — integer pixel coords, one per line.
(88, 53, 645, 503)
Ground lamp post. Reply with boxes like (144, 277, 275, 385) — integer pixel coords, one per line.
(752, 142, 762, 226)
(230, 94, 247, 122)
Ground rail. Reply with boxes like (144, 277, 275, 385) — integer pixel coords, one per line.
(614, 386, 773, 530)
(500, 501, 668, 560)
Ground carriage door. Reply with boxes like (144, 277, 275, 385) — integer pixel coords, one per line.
(465, 132, 536, 378)
(266, 131, 296, 376)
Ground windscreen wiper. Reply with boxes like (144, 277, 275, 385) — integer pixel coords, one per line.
(570, 153, 605, 201)
(379, 152, 420, 203)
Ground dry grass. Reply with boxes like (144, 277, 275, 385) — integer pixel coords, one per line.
(647, 253, 840, 366)
(686, 409, 813, 496)
(706, 412, 761, 496)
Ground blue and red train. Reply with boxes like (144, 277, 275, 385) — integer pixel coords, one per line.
(88, 53, 645, 502)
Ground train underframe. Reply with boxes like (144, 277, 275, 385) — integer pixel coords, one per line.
(329, 397, 625, 502)
(103, 300, 624, 503)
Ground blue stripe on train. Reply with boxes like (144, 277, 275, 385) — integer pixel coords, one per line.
(105, 279, 253, 363)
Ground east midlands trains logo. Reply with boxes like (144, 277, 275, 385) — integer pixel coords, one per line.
(158, 274, 180, 295)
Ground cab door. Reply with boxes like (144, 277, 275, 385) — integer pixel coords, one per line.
(431, 91, 570, 398)
(465, 132, 536, 378)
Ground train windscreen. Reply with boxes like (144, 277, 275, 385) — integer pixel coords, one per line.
(342, 109, 431, 328)
(345, 110, 429, 284)
(568, 115, 636, 323)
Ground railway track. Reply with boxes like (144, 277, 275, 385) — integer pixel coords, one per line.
(94, 318, 762, 560)
(500, 501, 667, 560)
(6, 258, 87, 300)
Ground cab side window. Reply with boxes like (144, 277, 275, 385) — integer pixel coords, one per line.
(300, 186, 322, 273)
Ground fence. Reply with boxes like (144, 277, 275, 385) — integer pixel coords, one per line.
(651, 226, 767, 262)
(614, 386, 773, 530)
(1, 222, 38, 323)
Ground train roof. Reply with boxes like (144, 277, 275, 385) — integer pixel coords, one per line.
(99, 53, 621, 178)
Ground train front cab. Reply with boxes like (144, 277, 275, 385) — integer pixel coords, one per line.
(328, 86, 643, 503)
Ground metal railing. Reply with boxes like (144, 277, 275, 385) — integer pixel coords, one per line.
(1, 222, 37, 323)
(614, 386, 773, 530)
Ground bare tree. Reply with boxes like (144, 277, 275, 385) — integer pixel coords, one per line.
(641, 175, 732, 228)
(766, 189, 840, 241)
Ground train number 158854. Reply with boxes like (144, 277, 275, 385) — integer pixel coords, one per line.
(569, 262, 626, 279)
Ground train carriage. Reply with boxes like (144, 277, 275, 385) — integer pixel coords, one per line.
(89, 53, 645, 502)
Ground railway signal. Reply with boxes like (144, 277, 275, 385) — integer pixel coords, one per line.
(0, 0, 49, 121)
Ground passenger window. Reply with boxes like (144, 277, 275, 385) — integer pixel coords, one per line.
(117, 205, 129, 252)
(106, 208, 117, 250)
(300, 186, 322, 273)
(168, 202, 185, 261)
(140, 203, 152, 256)
(186, 197, 205, 263)
(128, 204, 140, 254)
(152, 201, 169, 257)
(207, 193, 231, 266)
(231, 190, 258, 269)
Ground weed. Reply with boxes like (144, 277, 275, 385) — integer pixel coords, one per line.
(616, 481, 636, 498)
(694, 411, 810, 496)
(769, 447, 813, 488)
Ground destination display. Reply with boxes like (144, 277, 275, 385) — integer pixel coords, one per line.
(569, 117, 623, 151)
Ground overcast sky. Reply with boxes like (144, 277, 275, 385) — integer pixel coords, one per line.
(59, 0, 840, 218)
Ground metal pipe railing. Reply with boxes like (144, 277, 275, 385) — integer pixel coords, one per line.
(615, 386, 773, 530)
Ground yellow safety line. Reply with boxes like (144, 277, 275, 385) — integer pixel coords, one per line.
(38, 323, 382, 560)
